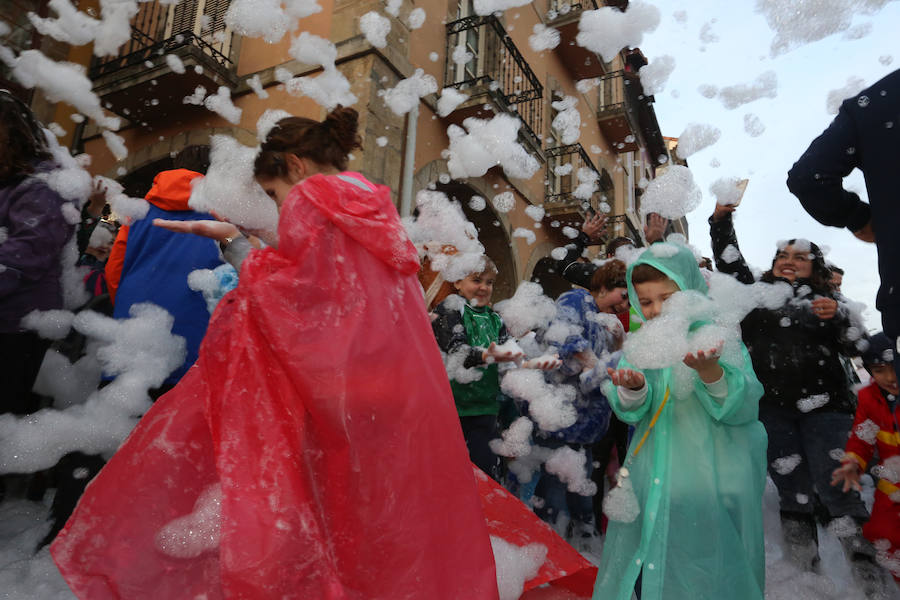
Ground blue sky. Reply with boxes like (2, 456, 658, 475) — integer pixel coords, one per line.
(637, 0, 900, 330)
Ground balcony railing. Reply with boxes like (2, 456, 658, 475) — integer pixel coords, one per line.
(89, 0, 234, 80)
(545, 143, 613, 211)
(445, 15, 543, 151)
(596, 69, 641, 152)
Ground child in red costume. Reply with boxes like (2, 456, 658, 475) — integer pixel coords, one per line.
(833, 332, 900, 583)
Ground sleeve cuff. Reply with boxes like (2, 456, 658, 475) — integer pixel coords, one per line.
(844, 194, 871, 233)
(702, 372, 728, 399)
(618, 383, 648, 409)
(223, 236, 252, 272)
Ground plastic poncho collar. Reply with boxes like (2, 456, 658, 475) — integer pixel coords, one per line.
(626, 243, 707, 323)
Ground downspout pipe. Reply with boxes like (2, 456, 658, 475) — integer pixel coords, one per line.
(399, 101, 419, 218)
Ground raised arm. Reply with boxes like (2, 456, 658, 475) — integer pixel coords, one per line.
(786, 101, 872, 241)
(708, 206, 756, 285)
(554, 214, 606, 289)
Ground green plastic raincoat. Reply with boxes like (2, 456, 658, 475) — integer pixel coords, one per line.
(593, 244, 768, 600)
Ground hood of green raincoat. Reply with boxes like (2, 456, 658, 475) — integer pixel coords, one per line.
(626, 243, 708, 322)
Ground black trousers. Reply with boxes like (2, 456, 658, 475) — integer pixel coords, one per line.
(0, 331, 50, 415)
(459, 414, 502, 482)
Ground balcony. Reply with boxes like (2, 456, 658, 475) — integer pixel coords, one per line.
(444, 15, 543, 154)
(545, 0, 607, 80)
(545, 143, 614, 216)
(633, 90, 668, 166)
(89, 0, 237, 122)
(595, 70, 642, 153)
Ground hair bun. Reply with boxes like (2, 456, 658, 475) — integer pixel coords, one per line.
(324, 106, 362, 155)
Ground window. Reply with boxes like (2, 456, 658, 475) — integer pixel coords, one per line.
(450, 0, 483, 84)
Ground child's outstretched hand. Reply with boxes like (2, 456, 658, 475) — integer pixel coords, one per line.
(831, 457, 862, 493)
(521, 354, 562, 370)
(683, 344, 725, 383)
(153, 218, 239, 243)
(607, 368, 645, 390)
(483, 342, 524, 364)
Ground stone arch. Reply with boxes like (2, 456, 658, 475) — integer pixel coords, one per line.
(107, 126, 257, 193)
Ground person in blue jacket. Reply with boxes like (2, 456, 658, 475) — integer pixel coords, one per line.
(105, 146, 224, 392)
(535, 259, 629, 545)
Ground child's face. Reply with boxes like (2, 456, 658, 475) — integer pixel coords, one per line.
(594, 286, 629, 314)
(455, 271, 495, 306)
(869, 363, 899, 396)
(634, 278, 680, 320)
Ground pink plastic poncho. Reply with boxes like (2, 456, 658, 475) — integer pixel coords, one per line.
(51, 173, 500, 599)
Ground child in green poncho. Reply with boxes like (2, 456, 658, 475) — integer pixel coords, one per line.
(595, 244, 768, 600)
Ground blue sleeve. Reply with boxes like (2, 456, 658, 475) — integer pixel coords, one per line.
(551, 293, 591, 359)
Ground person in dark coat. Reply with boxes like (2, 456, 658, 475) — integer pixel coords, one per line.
(787, 68, 900, 383)
(709, 202, 885, 593)
(0, 90, 74, 416)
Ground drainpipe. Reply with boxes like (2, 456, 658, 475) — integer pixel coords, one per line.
(399, 101, 419, 218)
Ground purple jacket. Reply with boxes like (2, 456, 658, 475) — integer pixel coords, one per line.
(0, 168, 75, 333)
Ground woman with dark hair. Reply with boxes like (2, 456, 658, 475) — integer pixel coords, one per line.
(709, 202, 882, 589)
(51, 107, 503, 599)
(0, 90, 74, 415)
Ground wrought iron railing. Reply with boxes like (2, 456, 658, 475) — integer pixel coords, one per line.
(545, 143, 612, 207)
(596, 70, 637, 116)
(445, 15, 543, 150)
(89, 0, 234, 80)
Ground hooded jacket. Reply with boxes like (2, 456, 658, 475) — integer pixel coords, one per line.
(710, 213, 857, 413)
(0, 164, 74, 332)
(106, 169, 223, 385)
(594, 244, 767, 600)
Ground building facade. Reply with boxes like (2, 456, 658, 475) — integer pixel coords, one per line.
(11, 0, 681, 304)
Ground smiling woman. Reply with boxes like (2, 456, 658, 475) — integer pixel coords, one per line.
(708, 200, 883, 588)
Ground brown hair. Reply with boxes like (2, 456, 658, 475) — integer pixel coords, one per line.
(590, 259, 627, 292)
(0, 90, 51, 182)
(462, 256, 498, 278)
(254, 105, 362, 178)
(630, 263, 670, 286)
(605, 236, 635, 258)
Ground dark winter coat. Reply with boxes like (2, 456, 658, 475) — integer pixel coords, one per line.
(710, 213, 857, 413)
(787, 68, 900, 340)
(553, 231, 597, 290)
(431, 295, 510, 416)
(0, 165, 74, 333)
